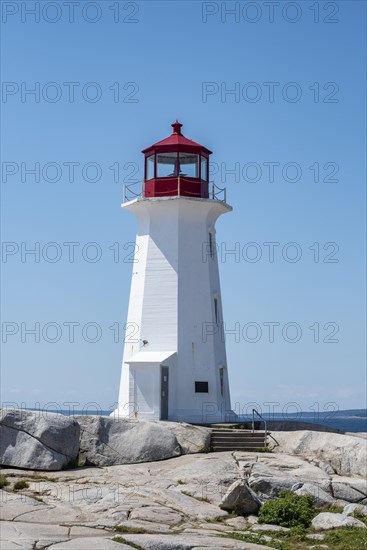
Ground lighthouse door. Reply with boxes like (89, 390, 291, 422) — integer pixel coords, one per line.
(160, 366, 169, 420)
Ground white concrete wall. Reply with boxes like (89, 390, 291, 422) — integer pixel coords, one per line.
(115, 197, 234, 423)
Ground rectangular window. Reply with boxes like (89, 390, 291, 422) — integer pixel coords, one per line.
(157, 153, 179, 178)
(219, 367, 224, 397)
(214, 297, 219, 325)
(146, 155, 155, 180)
(209, 232, 214, 258)
(195, 381, 209, 393)
(179, 153, 199, 178)
(200, 156, 208, 181)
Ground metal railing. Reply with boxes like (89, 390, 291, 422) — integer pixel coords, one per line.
(122, 180, 227, 203)
(252, 408, 268, 440)
(211, 181, 226, 202)
(123, 182, 143, 203)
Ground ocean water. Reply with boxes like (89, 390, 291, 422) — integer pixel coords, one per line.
(52, 408, 367, 433)
(239, 411, 367, 433)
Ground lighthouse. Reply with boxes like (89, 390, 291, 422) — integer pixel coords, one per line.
(114, 121, 235, 424)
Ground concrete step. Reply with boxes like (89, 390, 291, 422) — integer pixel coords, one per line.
(212, 440, 265, 445)
(211, 432, 266, 437)
(212, 447, 265, 452)
(210, 429, 268, 452)
(211, 436, 266, 440)
(212, 438, 266, 444)
(211, 434, 265, 438)
(212, 433, 265, 440)
(212, 439, 264, 447)
(212, 429, 269, 435)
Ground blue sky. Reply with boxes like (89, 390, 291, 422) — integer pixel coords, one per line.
(1, 1, 366, 415)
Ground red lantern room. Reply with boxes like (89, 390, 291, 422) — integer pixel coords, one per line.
(142, 121, 212, 199)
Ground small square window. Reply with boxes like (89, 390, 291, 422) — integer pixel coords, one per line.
(195, 381, 209, 393)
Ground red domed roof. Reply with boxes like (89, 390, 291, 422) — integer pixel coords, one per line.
(142, 121, 212, 155)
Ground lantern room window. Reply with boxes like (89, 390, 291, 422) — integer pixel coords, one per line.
(201, 156, 208, 181)
(146, 154, 155, 180)
(179, 153, 199, 178)
(157, 153, 179, 177)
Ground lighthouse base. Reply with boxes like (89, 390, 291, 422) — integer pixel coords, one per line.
(112, 353, 237, 424)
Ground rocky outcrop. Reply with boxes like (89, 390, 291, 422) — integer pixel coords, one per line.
(220, 479, 262, 515)
(2, 412, 366, 497)
(311, 512, 366, 530)
(2, 446, 367, 550)
(331, 477, 367, 504)
(160, 421, 211, 454)
(234, 447, 367, 510)
(129, 505, 183, 525)
(1, 411, 211, 469)
(0, 409, 80, 471)
(294, 483, 335, 506)
(237, 452, 332, 500)
(76, 416, 181, 466)
(269, 430, 367, 477)
(0, 451, 273, 549)
(48, 539, 132, 549)
(343, 503, 367, 516)
(118, 534, 273, 549)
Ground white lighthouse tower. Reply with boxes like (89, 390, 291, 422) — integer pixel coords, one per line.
(114, 121, 235, 424)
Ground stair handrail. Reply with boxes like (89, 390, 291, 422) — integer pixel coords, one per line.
(252, 408, 268, 440)
(267, 432, 279, 448)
